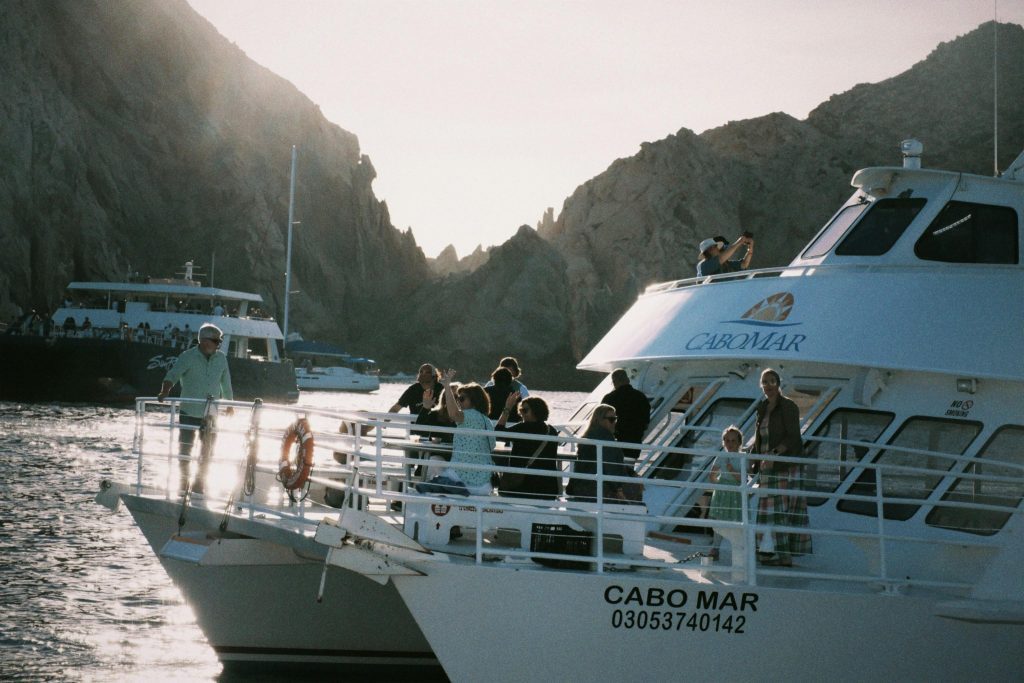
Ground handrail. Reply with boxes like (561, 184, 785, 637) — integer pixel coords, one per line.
(644, 261, 1024, 296)
(128, 397, 1022, 590)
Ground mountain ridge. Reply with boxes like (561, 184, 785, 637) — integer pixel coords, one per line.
(2, 6, 1021, 389)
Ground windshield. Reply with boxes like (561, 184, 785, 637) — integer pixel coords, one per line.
(801, 201, 869, 259)
(835, 197, 927, 256)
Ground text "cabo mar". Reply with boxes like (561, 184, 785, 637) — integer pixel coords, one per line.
(604, 585, 759, 612)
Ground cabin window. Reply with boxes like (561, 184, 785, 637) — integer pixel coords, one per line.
(926, 426, 1024, 535)
(803, 409, 894, 505)
(835, 197, 927, 256)
(566, 402, 600, 437)
(801, 202, 870, 259)
(914, 201, 1019, 264)
(838, 417, 981, 520)
(246, 337, 268, 361)
(651, 398, 756, 480)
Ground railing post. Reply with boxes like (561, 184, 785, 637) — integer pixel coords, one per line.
(874, 466, 888, 581)
(596, 442, 604, 572)
(374, 423, 384, 496)
(134, 399, 146, 494)
(476, 506, 484, 564)
(742, 451, 756, 586)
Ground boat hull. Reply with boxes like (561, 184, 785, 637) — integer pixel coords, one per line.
(393, 562, 1024, 682)
(295, 368, 380, 392)
(0, 336, 298, 404)
(121, 495, 441, 675)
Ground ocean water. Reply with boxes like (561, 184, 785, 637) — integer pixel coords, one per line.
(0, 383, 590, 681)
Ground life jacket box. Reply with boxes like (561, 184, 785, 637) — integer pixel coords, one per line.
(530, 523, 592, 569)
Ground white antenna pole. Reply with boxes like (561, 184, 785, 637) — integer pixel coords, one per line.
(993, 3, 999, 175)
(283, 145, 297, 341)
(210, 251, 215, 288)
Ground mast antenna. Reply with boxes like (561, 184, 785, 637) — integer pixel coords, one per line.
(283, 145, 297, 341)
(993, 3, 999, 176)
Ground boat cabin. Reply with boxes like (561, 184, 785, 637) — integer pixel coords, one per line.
(52, 279, 285, 362)
(572, 140, 1024, 559)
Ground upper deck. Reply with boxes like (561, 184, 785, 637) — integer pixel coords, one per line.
(67, 280, 264, 303)
(581, 150, 1024, 381)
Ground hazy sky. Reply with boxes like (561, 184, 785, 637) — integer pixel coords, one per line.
(187, 1, 1021, 257)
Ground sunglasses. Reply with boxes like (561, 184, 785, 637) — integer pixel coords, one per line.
(606, 415, 618, 422)
(204, 337, 223, 345)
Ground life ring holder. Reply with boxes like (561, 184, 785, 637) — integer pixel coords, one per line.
(279, 417, 315, 499)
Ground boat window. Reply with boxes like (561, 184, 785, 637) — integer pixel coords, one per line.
(926, 426, 1024, 536)
(838, 417, 981, 520)
(803, 409, 894, 505)
(801, 202, 869, 259)
(565, 402, 600, 436)
(914, 201, 1019, 264)
(835, 198, 927, 256)
(247, 337, 268, 361)
(651, 398, 755, 480)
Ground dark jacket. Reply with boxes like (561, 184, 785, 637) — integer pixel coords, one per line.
(753, 395, 802, 467)
(397, 381, 444, 414)
(601, 384, 650, 445)
(485, 383, 519, 420)
(567, 425, 627, 500)
(414, 406, 455, 443)
(494, 421, 559, 499)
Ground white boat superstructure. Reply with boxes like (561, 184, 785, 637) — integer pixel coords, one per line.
(288, 340, 380, 393)
(57, 263, 285, 362)
(1, 262, 298, 403)
(96, 141, 1024, 679)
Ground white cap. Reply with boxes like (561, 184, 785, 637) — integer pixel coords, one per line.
(698, 238, 720, 255)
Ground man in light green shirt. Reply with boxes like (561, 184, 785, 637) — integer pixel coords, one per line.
(158, 323, 233, 492)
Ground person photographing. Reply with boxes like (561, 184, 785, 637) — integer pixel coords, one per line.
(696, 233, 754, 277)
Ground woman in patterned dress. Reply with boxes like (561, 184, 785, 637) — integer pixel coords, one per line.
(708, 425, 745, 560)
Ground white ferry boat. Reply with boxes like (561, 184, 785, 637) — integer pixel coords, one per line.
(0, 263, 298, 404)
(288, 339, 380, 392)
(96, 141, 1024, 679)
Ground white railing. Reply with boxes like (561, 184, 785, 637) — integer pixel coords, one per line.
(128, 397, 1022, 590)
(643, 261, 1022, 295)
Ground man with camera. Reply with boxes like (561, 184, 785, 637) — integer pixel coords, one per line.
(696, 232, 754, 277)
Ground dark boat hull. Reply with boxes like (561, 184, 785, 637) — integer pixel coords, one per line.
(0, 336, 298, 404)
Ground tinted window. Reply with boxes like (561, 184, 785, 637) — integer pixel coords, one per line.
(927, 426, 1024, 535)
(652, 398, 755, 480)
(803, 409, 894, 505)
(835, 198, 927, 256)
(914, 201, 1019, 264)
(838, 417, 981, 521)
(802, 202, 869, 259)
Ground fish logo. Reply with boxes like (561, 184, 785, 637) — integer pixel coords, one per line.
(727, 292, 801, 327)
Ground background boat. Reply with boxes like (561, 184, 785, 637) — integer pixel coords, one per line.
(0, 264, 298, 404)
(288, 339, 380, 393)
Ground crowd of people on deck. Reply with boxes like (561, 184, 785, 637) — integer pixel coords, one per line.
(4, 311, 217, 349)
(391, 359, 812, 566)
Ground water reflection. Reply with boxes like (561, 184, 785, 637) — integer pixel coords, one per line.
(0, 384, 589, 680)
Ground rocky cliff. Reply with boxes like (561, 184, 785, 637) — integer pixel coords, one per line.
(0, 0, 429, 345)
(3, 7, 1022, 390)
(370, 225, 579, 387)
(539, 22, 1024, 363)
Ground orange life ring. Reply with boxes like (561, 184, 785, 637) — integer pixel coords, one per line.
(279, 417, 315, 490)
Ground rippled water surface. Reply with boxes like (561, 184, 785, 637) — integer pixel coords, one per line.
(0, 383, 589, 681)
